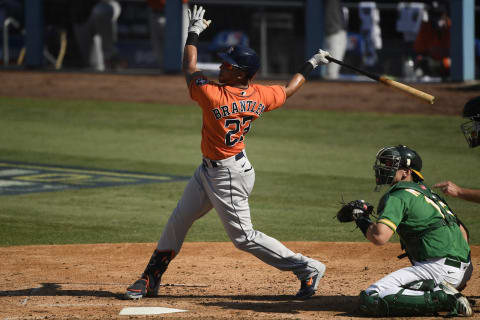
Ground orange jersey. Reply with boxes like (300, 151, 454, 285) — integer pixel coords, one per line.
(189, 75, 286, 160)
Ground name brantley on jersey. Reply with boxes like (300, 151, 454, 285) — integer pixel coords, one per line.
(211, 100, 266, 120)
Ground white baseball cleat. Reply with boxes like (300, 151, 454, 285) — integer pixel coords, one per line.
(440, 281, 473, 317)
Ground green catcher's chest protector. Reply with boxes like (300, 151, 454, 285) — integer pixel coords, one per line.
(378, 182, 463, 262)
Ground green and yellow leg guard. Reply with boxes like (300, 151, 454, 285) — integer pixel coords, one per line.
(359, 287, 455, 317)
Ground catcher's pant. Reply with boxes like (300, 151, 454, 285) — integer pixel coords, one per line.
(156, 150, 324, 281)
(365, 257, 473, 298)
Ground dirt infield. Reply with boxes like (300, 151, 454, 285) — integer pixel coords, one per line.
(1, 71, 479, 319)
(1, 242, 479, 319)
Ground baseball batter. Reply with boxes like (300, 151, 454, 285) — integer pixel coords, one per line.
(125, 5, 330, 300)
(338, 145, 473, 317)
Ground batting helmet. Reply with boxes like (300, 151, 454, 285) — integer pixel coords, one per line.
(461, 96, 480, 148)
(218, 46, 260, 79)
(373, 145, 424, 188)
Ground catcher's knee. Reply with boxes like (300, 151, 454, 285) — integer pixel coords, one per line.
(358, 290, 389, 316)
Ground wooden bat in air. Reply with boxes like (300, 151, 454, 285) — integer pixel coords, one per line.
(326, 56, 435, 105)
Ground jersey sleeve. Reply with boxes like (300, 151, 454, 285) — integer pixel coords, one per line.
(261, 85, 287, 112)
(188, 74, 220, 107)
(377, 192, 407, 233)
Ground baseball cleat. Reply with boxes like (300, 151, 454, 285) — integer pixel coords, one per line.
(295, 274, 320, 299)
(440, 281, 473, 317)
(295, 261, 326, 299)
(125, 273, 161, 300)
(125, 278, 148, 300)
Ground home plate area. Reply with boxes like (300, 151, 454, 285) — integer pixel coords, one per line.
(0, 242, 478, 319)
(119, 306, 187, 315)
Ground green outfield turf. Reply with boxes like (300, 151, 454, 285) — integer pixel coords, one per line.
(0, 96, 478, 246)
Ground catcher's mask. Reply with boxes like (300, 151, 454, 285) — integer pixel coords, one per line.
(217, 45, 260, 79)
(373, 145, 424, 191)
(461, 96, 480, 148)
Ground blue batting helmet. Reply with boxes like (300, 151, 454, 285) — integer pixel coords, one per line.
(218, 46, 260, 79)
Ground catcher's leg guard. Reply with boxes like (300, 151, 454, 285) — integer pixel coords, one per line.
(359, 285, 470, 317)
(125, 249, 174, 299)
(358, 291, 389, 316)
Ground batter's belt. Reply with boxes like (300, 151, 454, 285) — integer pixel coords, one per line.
(203, 151, 245, 168)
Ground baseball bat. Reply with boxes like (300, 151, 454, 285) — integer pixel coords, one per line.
(325, 56, 435, 105)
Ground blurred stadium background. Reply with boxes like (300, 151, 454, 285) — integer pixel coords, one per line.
(0, 0, 479, 81)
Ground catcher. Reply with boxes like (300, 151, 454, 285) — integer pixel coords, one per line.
(337, 145, 473, 317)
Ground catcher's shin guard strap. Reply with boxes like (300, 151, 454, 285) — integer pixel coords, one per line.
(298, 61, 314, 78)
(186, 32, 199, 46)
(355, 216, 373, 237)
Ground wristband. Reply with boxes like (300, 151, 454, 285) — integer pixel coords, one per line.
(355, 216, 373, 237)
(186, 32, 199, 46)
(298, 61, 314, 78)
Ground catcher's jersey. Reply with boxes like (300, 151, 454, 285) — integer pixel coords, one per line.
(377, 182, 470, 263)
(189, 75, 286, 160)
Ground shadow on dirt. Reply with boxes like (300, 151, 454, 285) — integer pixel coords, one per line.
(204, 295, 359, 315)
(0, 283, 121, 299)
(155, 294, 359, 315)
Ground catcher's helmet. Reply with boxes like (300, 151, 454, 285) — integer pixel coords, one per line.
(373, 145, 424, 189)
(461, 96, 480, 148)
(217, 46, 260, 79)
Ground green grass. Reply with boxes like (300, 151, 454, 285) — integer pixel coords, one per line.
(0, 96, 479, 246)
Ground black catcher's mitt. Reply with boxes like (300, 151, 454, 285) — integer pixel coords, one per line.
(336, 199, 374, 223)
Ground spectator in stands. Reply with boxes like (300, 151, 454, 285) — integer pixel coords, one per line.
(414, 1, 451, 79)
(71, 0, 122, 71)
(323, 0, 347, 79)
(147, 0, 189, 70)
(147, 0, 166, 68)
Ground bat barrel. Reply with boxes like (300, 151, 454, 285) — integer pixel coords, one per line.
(325, 56, 435, 104)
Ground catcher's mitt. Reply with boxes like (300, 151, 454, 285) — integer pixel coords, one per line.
(336, 199, 374, 223)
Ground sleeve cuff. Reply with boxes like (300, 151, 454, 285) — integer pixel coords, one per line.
(378, 218, 397, 232)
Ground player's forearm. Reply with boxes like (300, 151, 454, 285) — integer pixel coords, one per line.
(284, 49, 330, 98)
(183, 5, 211, 84)
(182, 43, 199, 75)
(284, 73, 306, 98)
(366, 223, 393, 246)
(457, 187, 480, 203)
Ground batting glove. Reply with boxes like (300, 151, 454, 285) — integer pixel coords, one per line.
(187, 5, 212, 35)
(308, 49, 330, 68)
